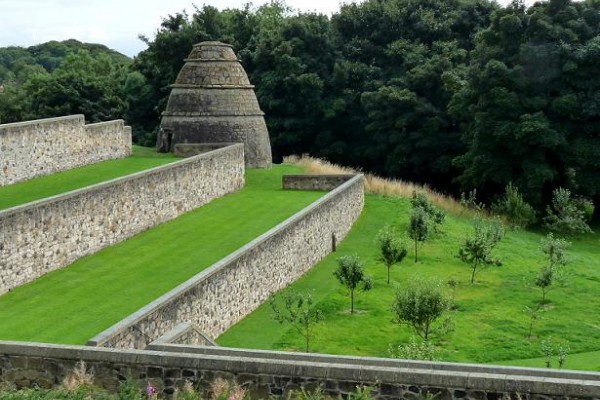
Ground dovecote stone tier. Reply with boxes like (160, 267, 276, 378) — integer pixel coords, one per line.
(159, 42, 272, 168)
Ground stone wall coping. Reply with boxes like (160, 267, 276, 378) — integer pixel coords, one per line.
(87, 174, 364, 347)
(151, 322, 218, 347)
(160, 114, 266, 119)
(83, 119, 125, 128)
(194, 41, 233, 47)
(0, 114, 83, 131)
(0, 341, 598, 397)
(169, 84, 256, 90)
(183, 58, 240, 63)
(284, 174, 358, 179)
(146, 344, 600, 382)
(0, 143, 243, 220)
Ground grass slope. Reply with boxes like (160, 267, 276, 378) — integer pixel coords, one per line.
(218, 194, 600, 371)
(0, 146, 177, 211)
(0, 165, 322, 344)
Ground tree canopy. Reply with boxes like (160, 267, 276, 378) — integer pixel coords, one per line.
(1, 0, 598, 216)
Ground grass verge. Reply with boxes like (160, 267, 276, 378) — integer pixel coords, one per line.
(0, 164, 323, 344)
(0, 145, 178, 211)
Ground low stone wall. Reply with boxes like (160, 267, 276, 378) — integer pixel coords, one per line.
(0, 115, 131, 186)
(87, 175, 364, 349)
(283, 174, 357, 191)
(174, 143, 237, 158)
(0, 144, 245, 294)
(151, 323, 217, 347)
(0, 341, 598, 400)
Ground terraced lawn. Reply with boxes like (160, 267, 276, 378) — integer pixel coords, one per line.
(0, 164, 323, 344)
(218, 194, 600, 371)
(0, 146, 178, 211)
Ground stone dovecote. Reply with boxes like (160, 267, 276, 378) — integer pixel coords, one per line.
(159, 41, 272, 168)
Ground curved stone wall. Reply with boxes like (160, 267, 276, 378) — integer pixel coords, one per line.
(160, 42, 272, 168)
(87, 175, 364, 349)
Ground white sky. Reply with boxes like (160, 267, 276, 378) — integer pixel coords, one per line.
(1, 0, 534, 57)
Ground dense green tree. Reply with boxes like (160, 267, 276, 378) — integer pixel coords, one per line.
(25, 51, 128, 122)
(450, 0, 600, 208)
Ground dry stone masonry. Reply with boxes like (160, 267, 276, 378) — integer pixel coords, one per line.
(0, 342, 598, 400)
(159, 42, 272, 168)
(0, 144, 244, 294)
(87, 175, 364, 349)
(0, 115, 131, 186)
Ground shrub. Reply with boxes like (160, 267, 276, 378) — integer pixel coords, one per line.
(492, 183, 536, 228)
(543, 187, 593, 234)
(391, 278, 450, 340)
(388, 337, 439, 360)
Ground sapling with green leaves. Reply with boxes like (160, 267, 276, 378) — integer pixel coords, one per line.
(270, 289, 324, 352)
(408, 207, 429, 263)
(535, 266, 554, 304)
(534, 234, 570, 303)
(543, 187, 594, 234)
(334, 254, 373, 314)
(376, 226, 408, 284)
(447, 276, 458, 307)
(391, 278, 450, 340)
(410, 191, 445, 233)
(457, 219, 504, 283)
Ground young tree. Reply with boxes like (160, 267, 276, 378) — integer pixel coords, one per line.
(410, 192, 445, 233)
(376, 226, 408, 284)
(543, 188, 594, 234)
(334, 255, 373, 314)
(391, 278, 449, 340)
(541, 233, 570, 270)
(270, 290, 324, 352)
(408, 207, 429, 263)
(535, 266, 554, 304)
(534, 233, 571, 303)
(492, 182, 536, 228)
(457, 219, 504, 283)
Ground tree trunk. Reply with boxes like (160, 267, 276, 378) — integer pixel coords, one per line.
(350, 289, 354, 314)
(414, 239, 418, 263)
(471, 265, 477, 284)
(387, 266, 390, 284)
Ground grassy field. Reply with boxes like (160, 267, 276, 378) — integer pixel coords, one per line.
(0, 146, 177, 211)
(218, 194, 600, 371)
(0, 164, 323, 344)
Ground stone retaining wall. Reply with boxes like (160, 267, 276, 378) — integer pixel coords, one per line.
(0, 115, 131, 186)
(0, 341, 598, 400)
(0, 144, 244, 294)
(87, 175, 364, 349)
(283, 174, 357, 191)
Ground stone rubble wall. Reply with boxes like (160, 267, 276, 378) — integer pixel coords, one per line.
(283, 175, 358, 191)
(0, 115, 131, 186)
(87, 175, 364, 349)
(0, 341, 598, 400)
(0, 144, 245, 294)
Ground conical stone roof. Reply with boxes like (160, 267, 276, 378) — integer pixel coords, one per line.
(159, 41, 272, 168)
